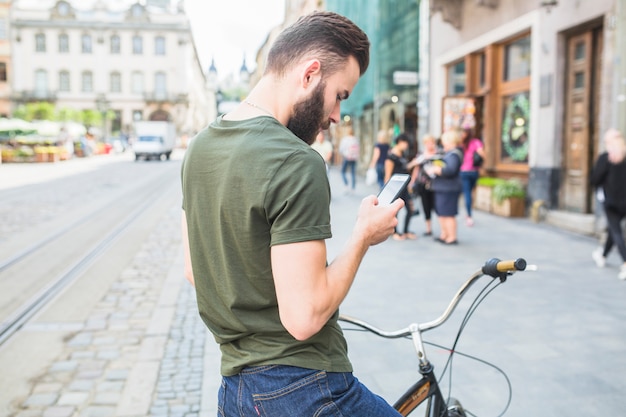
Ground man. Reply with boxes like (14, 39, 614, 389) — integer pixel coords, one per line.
(181, 11, 404, 416)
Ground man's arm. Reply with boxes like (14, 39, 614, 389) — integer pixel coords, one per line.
(271, 196, 403, 341)
(181, 210, 195, 286)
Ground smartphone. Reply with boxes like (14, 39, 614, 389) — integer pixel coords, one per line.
(377, 173, 411, 205)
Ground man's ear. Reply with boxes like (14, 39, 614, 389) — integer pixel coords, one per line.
(301, 59, 321, 88)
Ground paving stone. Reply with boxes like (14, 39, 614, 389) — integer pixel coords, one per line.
(49, 361, 78, 373)
(32, 382, 64, 393)
(92, 391, 120, 405)
(67, 380, 94, 392)
(57, 391, 89, 406)
(23, 393, 59, 407)
(42, 406, 75, 417)
(78, 405, 116, 417)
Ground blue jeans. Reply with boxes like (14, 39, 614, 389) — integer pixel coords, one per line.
(218, 365, 401, 417)
(460, 170, 479, 217)
(341, 160, 356, 189)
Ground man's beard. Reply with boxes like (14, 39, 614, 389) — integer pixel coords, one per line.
(286, 81, 328, 145)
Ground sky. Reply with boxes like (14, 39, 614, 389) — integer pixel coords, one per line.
(184, 0, 285, 80)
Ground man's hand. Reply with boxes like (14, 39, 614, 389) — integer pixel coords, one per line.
(354, 195, 404, 246)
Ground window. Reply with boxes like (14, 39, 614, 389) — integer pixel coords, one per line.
(110, 72, 121, 93)
(155, 72, 166, 98)
(500, 91, 530, 163)
(35, 69, 48, 97)
(0, 62, 6, 82)
(447, 60, 466, 95)
(82, 71, 93, 92)
(82, 34, 92, 53)
(110, 35, 120, 54)
(131, 71, 143, 94)
(59, 70, 70, 92)
(133, 109, 143, 121)
(59, 34, 69, 53)
(503, 36, 530, 81)
(0, 19, 7, 40)
(35, 33, 46, 52)
(155, 36, 165, 55)
(132, 35, 143, 54)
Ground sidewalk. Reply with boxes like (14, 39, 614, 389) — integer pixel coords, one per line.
(4, 160, 625, 416)
(325, 166, 626, 416)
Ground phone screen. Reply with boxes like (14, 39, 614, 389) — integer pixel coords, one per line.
(377, 174, 410, 205)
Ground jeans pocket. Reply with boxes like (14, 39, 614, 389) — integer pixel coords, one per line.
(252, 370, 340, 417)
(217, 378, 226, 417)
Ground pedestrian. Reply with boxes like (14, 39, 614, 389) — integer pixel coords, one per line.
(368, 128, 391, 189)
(339, 125, 360, 193)
(386, 133, 419, 240)
(460, 128, 485, 227)
(412, 134, 441, 236)
(425, 128, 463, 245)
(590, 128, 626, 280)
(311, 130, 333, 172)
(180, 11, 405, 417)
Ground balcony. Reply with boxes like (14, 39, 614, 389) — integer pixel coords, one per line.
(143, 92, 188, 104)
(12, 90, 58, 103)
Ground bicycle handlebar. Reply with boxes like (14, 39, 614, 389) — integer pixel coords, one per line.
(339, 258, 530, 337)
(482, 257, 527, 278)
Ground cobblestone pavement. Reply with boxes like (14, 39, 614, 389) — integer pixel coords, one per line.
(11, 204, 210, 417)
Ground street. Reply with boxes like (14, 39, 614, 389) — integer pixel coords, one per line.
(1, 152, 625, 416)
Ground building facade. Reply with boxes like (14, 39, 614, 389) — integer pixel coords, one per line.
(10, 0, 214, 138)
(427, 0, 624, 234)
(0, 0, 11, 117)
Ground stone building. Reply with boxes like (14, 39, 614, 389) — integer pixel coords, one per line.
(0, 0, 11, 117)
(10, 0, 214, 138)
(426, 0, 626, 234)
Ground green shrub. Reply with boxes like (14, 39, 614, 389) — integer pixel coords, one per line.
(492, 179, 525, 203)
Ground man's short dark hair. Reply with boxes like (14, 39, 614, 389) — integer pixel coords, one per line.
(265, 11, 370, 78)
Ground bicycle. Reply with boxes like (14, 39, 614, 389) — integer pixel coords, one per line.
(339, 257, 530, 417)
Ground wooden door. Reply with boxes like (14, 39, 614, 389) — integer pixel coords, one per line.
(562, 29, 601, 212)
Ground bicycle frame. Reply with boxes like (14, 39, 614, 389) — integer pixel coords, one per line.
(339, 258, 528, 417)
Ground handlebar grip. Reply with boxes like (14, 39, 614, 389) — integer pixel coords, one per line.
(482, 258, 527, 278)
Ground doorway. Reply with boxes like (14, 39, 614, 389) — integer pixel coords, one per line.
(561, 26, 603, 213)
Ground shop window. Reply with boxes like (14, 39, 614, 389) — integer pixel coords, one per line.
(500, 92, 530, 163)
(447, 60, 466, 95)
(503, 36, 530, 81)
(478, 53, 486, 89)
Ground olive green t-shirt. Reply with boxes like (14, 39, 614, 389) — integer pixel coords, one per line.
(181, 116, 352, 376)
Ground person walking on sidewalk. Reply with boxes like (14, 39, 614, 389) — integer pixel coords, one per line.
(181, 11, 405, 417)
(339, 126, 360, 193)
(385, 133, 419, 240)
(590, 128, 626, 280)
(460, 128, 485, 227)
(368, 129, 391, 189)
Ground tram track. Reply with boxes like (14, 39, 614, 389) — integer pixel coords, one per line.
(0, 160, 182, 347)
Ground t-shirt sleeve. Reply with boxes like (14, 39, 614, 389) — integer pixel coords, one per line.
(266, 150, 332, 246)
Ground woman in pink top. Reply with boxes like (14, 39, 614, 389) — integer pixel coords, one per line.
(460, 129, 485, 226)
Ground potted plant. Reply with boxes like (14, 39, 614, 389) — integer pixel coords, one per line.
(474, 177, 500, 212)
(491, 179, 526, 217)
